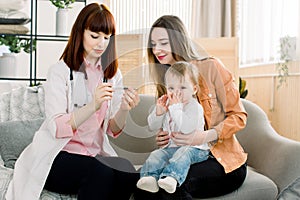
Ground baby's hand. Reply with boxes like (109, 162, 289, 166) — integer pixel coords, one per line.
(156, 94, 168, 116)
(168, 92, 182, 105)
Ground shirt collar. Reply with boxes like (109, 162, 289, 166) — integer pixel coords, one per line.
(84, 58, 102, 70)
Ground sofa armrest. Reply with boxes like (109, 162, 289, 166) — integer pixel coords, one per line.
(237, 99, 300, 193)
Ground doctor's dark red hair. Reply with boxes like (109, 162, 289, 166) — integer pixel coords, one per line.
(61, 3, 118, 79)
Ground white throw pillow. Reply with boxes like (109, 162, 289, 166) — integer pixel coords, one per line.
(9, 87, 26, 121)
(22, 87, 44, 120)
(0, 92, 11, 122)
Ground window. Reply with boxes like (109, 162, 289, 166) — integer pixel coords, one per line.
(238, 0, 299, 66)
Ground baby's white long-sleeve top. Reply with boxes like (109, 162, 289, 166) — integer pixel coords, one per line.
(147, 98, 209, 149)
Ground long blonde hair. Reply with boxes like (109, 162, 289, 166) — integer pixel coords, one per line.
(147, 15, 201, 97)
(165, 61, 199, 90)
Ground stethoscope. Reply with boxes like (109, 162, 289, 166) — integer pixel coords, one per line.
(71, 74, 90, 109)
(70, 68, 111, 122)
(69, 69, 113, 156)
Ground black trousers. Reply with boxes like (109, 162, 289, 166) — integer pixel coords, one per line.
(44, 151, 139, 200)
(134, 155, 247, 200)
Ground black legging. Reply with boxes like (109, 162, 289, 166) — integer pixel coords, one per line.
(44, 151, 139, 200)
(134, 154, 247, 200)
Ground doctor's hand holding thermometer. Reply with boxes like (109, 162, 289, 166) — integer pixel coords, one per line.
(95, 77, 140, 134)
(93, 80, 113, 110)
(120, 87, 139, 110)
(101, 77, 139, 111)
(98, 77, 140, 111)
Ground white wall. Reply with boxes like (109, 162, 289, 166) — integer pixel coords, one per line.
(0, 0, 108, 92)
(0, 1, 92, 92)
(20, 1, 86, 78)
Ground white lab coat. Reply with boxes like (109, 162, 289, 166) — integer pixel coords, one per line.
(6, 60, 124, 200)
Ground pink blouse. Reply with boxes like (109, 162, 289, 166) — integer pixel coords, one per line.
(54, 59, 120, 157)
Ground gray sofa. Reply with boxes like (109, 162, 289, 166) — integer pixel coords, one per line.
(1, 88, 300, 199)
(113, 94, 300, 200)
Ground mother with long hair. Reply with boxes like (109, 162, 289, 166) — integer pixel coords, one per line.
(134, 15, 248, 200)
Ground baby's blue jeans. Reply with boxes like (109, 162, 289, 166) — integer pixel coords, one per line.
(140, 146, 209, 186)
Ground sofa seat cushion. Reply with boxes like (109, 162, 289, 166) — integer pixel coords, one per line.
(40, 190, 77, 200)
(197, 167, 278, 200)
(0, 164, 277, 200)
(0, 164, 77, 200)
(277, 177, 300, 200)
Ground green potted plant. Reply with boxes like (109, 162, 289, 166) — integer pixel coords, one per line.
(49, 0, 75, 9)
(239, 77, 248, 99)
(0, 35, 36, 77)
(50, 0, 76, 36)
(0, 35, 36, 54)
(276, 35, 295, 89)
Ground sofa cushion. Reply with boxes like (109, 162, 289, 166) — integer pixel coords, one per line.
(0, 165, 13, 200)
(0, 164, 77, 200)
(0, 118, 44, 169)
(9, 87, 26, 121)
(0, 86, 45, 123)
(0, 92, 10, 122)
(277, 177, 300, 199)
(22, 87, 45, 119)
(40, 190, 77, 200)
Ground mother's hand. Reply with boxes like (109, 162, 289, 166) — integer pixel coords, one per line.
(156, 129, 170, 148)
(171, 130, 206, 146)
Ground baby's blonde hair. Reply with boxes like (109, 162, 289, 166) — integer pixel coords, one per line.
(165, 61, 199, 88)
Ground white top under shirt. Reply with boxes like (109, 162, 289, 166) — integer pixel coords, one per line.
(147, 98, 209, 150)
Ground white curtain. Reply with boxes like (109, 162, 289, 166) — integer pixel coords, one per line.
(239, 0, 300, 65)
(296, 1, 300, 59)
(191, 0, 234, 38)
(105, 0, 192, 34)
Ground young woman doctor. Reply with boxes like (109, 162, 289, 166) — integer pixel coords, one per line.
(6, 3, 140, 200)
